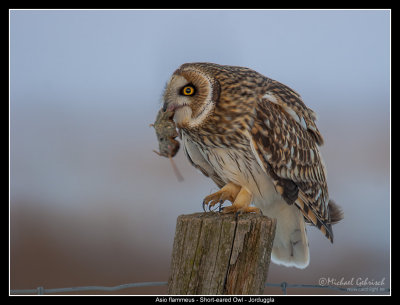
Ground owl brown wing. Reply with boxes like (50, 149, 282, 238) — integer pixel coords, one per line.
(249, 81, 336, 242)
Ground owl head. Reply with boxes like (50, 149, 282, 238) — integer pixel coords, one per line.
(162, 62, 270, 130)
(162, 63, 223, 129)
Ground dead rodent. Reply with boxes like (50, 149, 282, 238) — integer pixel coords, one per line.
(151, 109, 183, 181)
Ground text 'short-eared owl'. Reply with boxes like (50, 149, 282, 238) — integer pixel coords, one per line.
(162, 62, 343, 268)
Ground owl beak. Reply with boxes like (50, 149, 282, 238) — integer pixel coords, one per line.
(163, 101, 182, 112)
(162, 102, 168, 112)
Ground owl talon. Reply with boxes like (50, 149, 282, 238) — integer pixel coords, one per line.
(202, 199, 208, 212)
(219, 199, 225, 209)
(203, 198, 220, 212)
(202, 182, 241, 212)
(218, 201, 224, 212)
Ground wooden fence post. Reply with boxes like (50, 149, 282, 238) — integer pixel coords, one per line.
(167, 212, 276, 295)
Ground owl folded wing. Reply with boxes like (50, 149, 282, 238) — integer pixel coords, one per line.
(248, 83, 336, 242)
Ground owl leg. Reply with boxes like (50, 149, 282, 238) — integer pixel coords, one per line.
(222, 187, 260, 214)
(203, 182, 241, 211)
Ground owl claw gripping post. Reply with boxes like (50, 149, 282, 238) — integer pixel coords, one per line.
(161, 63, 343, 269)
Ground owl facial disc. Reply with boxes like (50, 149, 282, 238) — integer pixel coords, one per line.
(162, 66, 219, 129)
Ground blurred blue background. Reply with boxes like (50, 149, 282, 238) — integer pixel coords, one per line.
(10, 10, 390, 295)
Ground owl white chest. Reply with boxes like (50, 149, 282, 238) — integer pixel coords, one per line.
(197, 144, 282, 208)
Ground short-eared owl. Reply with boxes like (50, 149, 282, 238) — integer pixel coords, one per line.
(162, 62, 343, 269)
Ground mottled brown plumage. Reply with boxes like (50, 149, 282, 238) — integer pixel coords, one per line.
(162, 62, 343, 268)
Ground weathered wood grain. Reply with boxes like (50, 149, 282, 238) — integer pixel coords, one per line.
(167, 212, 276, 295)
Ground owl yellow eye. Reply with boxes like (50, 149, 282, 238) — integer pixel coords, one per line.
(182, 85, 195, 96)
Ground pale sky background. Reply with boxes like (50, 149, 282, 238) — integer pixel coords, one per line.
(10, 9, 390, 295)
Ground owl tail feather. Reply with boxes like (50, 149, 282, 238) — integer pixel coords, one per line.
(327, 200, 344, 225)
(269, 205, 310, 269)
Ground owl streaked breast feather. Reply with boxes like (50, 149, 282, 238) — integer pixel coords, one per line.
(162, 62, 343, 269)
(182, 133, 225, 189)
